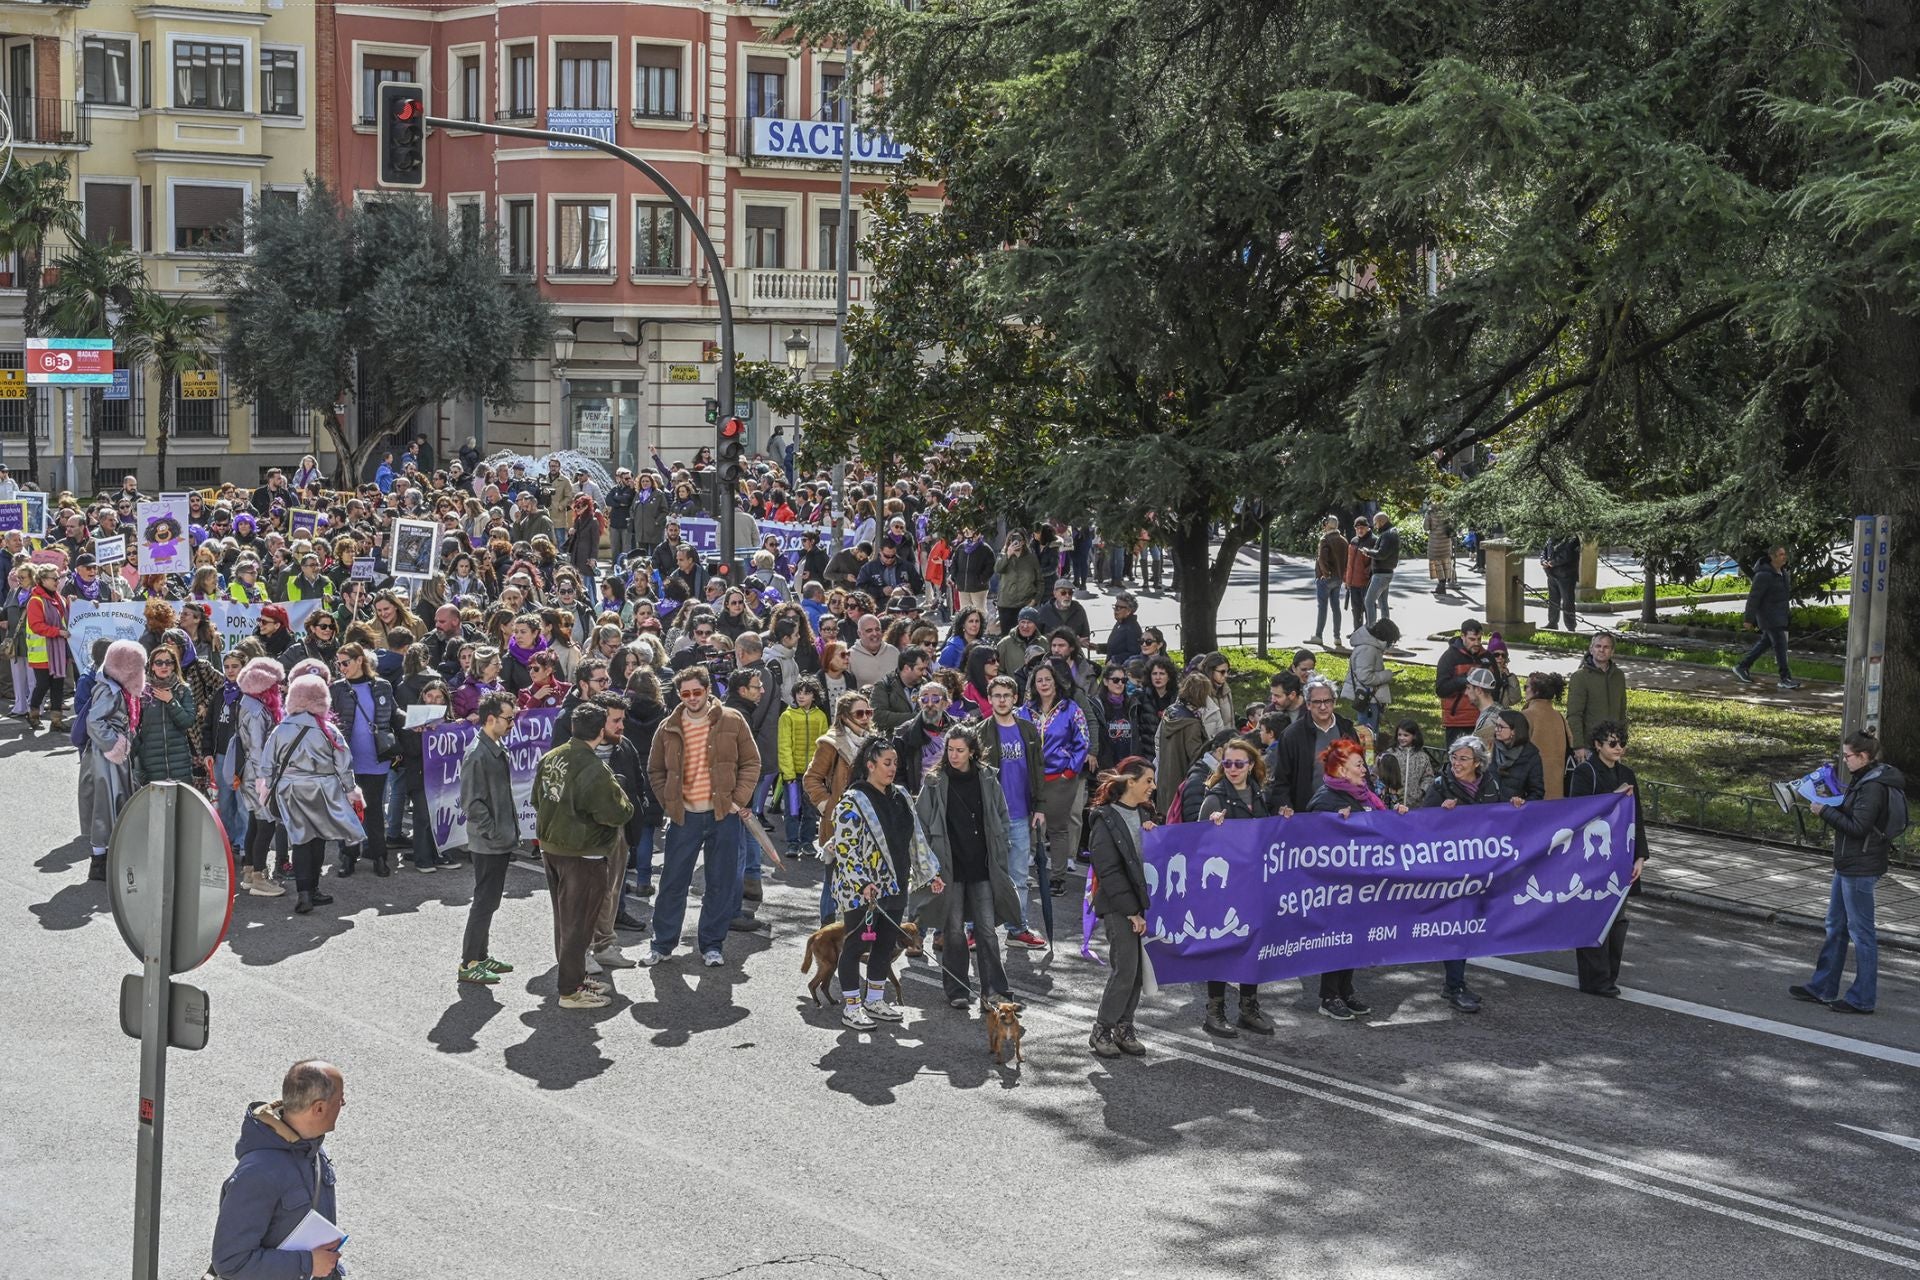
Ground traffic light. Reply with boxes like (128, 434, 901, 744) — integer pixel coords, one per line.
(704, 398, 720, 426)
(720, 415, 747, 484)
(377, 82, 427, 189)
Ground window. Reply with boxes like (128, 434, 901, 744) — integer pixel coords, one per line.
(83, 182, 134, 248)
(175, 466, 222, 486)
(745, 205, 785, 269)
(260, 48, 298, 116)
(633, 45, 680, 119)
(554, 200, 612, 273)
(0, 351, 44, 440)
(173, 185, 245, 253)
(505, 44, 535, 118)
(819, 66, 846, 122)
(83, 37, 132, 107)
(746, 59, 785, 117)
(174, 41, 246, 112)
(819, 206, 858, 271)
(141, 41, 151, 110)
(458, 53, 481, 122)
(175, 359, 227, 437)
(142, 185, 153, 252)
(450, 198, 482, 244)
(360, 53, 415, 124)
(555, 42, 611, 110)
(250, 388, 308, 437)
(260, 188, 298, 216)
(634, 202, 679, 274)
(505, 199, 534, 274)
(90, 371, 141, 437)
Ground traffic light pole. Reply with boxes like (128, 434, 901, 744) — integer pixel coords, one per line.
(421, 116, 739, 570)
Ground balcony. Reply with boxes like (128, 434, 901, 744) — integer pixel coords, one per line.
(729, 268, 871, 313)
(5, 96, 91, 149)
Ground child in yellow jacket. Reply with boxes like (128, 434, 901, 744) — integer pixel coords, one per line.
(776, 678, 831, 856)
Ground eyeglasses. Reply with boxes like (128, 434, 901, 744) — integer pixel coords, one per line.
(1221, 758, 1250, 771)
(1600, 739, 1624, 749)
(1105, 676, 1126, 686)
(151, 659, 176, 669)
(1307, 697, 1334, 707)
(693, 629, 714, 639)
(851, 708, 874, 719)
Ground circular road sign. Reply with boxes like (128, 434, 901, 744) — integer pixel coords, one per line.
(109, 783, 235, 973)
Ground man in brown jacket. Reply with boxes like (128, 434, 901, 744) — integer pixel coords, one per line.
(642, 665, 760, 968)
(1313, 515, 1349, 647)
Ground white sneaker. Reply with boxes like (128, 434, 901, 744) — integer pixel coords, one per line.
(594, 947, 637, 970)
(841, 1002, 876, 1030)
(584, 954, 604, 975)
(637, 948, 666, 967)
(560, 988, 611, 1009)
(864, 999, 904, 1022)
(702, 949, 724, 968)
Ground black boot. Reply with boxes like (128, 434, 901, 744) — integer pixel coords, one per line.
(1238, 996, 1276, 1035)
(309, 890, 334, 907)
(295, 890, 313, 915)
(1203, 998, 1239, 1038)
(87, 856, 107, 882)
(337, 853, 356, 878)
(372, 855, 390, 878)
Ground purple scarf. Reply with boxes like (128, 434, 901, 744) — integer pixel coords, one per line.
(69, 573, 102, 603)
(1324, 774, 1387, 810)
(506, 633, 549, 666)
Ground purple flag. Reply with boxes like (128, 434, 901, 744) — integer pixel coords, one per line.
(1140, 795, 1637, 985)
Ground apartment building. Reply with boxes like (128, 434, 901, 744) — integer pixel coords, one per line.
(0, 0, 319, 490)
(331, 0, 935, 475)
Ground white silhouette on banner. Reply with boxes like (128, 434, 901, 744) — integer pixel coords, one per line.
(1201, 856, 1230, 890)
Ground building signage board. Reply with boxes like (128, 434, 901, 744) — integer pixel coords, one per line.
(750, 117, 908, 165)
(547, 110, 618, 149)
(25, 337, 114, 385)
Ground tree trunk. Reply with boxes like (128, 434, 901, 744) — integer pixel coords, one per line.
(22, 247, 40, 488)
(156, 374, 170, 491)
(1641, 556, 1658, 627)
(1166, 514, 1247, 658)
(1839, 1, 1920, 764)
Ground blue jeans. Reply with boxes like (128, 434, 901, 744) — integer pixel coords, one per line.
(736, 774, 775, 885)
(784, 787, 820, 848)
(1442, 958, 1467, 989)
(1354, 700, 1383, 733)
(1808, 873, 1878, 1010)
(1314, 576, 1343, 639)
(385, 764, 408, 840)
(215, 758, 250, 850)
(619, 825, 657, 917)
(1003, 817, 1035, 933)
(1739, 628, 1791, 679)
(1365, 571, 1394, 625)
(651, 810, 742, 956)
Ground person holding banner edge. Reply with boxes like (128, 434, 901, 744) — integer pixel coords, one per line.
(1085, 756, 1157, 1058)
(1198, 739, 1287, 1037)
(1567, 721, 1648, 996)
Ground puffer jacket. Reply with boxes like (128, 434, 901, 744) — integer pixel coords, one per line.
(132, 680, 198, 785)
(1346, 625, 1393, 709)
(1819, 762, 1906, 878)
(646, 699, 760, 823)
(209, 1102, 344, 1280)
(1743, 556, 1792, 632)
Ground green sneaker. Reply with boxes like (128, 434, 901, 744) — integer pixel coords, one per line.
(482, 956, 514, 974)
(458, 961, 499, 985)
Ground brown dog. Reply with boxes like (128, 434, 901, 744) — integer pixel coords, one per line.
(800, 919, 923, 1006)
(985, 1000, 1025, 1064)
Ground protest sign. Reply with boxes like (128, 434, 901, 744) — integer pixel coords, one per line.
(65, 601, 146, 666)
(289, 509, 323, 537)
(389, 518, 438, 579)
(422, 708, 559, 851)
(1134, 794, 1637, 985)
(351, 556, 377, 581)
(0, 501, 26, 538)
(92, 534, 127, 566)
(136, 497, 191, 575)
(17, 492, 46, 540)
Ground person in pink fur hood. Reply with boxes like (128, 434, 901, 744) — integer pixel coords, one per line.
(263, 673, 366, 913)
(80, 638, 148, 879)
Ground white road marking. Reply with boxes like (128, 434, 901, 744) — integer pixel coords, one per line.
(1842, 1125, 1920, 1155)
(1473, 957, 1920, 1070)
(902, 969, 1920, 1270)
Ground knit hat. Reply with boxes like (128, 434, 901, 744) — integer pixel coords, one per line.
(259, 604, 291, 631)
(1017, 607, 1041, 624)
(285, 674, 331, 718)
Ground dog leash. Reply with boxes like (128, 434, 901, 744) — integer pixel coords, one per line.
(865, 899, 1015, 1004)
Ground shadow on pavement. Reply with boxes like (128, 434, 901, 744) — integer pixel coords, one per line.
(428, 983, 504, 1054)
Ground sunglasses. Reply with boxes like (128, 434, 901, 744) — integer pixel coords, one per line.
(1221, 758, 1250, 770)
(693, 629, 714, 638)
(1106, 676, 1126, 686)
(851, 708, 874, 719)
(313, 622, 336, 631)
(152, 658, 176, 668)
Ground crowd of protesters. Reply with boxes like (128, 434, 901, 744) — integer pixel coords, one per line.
(5, 444, 1891, 1038)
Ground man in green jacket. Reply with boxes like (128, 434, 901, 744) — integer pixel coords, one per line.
(533, 702, 634, 1009)
(1566, 634, 1627, 764)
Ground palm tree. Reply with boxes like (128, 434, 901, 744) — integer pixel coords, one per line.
(121, 290, 216, 490)
(0, 160, 81, 487)
(39, 240, 143, 495)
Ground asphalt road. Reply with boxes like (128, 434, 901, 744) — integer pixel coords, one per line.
(2, 731, 1917, 1279)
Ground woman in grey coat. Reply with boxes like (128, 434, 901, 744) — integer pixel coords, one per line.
(263, 674, 365, 914)
(80, 639, 147, 879)
(234, 657, 286, 892)
(915, 726, 1022, 1009)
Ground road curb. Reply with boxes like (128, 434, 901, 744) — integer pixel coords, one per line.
(1642, 883, 1920, 953)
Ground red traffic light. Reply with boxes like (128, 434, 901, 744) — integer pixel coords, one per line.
(396, 98, 422, 122)
(720, 416, 745, 439)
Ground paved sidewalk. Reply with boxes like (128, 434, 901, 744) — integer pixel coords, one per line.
(1643, 826, 1920, 948)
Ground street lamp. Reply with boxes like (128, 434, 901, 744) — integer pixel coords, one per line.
(784, 328, 810, 372)
(551, 324, 577, 372)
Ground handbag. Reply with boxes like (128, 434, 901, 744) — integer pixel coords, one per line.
(258, 726, 312, 822)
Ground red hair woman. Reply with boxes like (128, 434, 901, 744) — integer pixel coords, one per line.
(1305, 738, 1407, 1021)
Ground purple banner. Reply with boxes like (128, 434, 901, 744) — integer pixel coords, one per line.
(1138, 794, 1637, 985)
(421, 707, 559, 851)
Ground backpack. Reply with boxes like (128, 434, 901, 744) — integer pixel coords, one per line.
(1876, 779, 1909, 843)
(1165, 771, 1203, 824)
(70, 669, 97, 749)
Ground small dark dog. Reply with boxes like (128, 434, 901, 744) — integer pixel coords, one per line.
(800, 919, 923, 1006)
(986, 1000, 1025, 1064)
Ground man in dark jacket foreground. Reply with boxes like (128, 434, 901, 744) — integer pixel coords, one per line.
(1792, 731, 1904, 1014)
(211, 1060, 347, 1279)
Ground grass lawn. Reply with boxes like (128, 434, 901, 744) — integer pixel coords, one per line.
(1215, 646, 1842, 846)
(1519, 627, 1847, 683)
(1587, 574, 1849, 604)
(1666, 604, 1850, 634)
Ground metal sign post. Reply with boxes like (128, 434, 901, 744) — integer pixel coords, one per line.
(1842, 514, 1892, 743)
(108, 782, 233, 1280)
